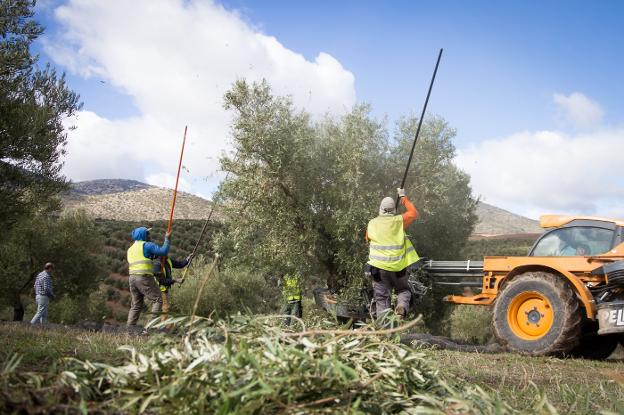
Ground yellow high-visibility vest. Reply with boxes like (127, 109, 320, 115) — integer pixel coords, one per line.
(127, 241, 154, 276)
(152, 257, 174, 277)
(367, 215, 419, 272)
(283, 275, 302, 301)
(153, 257, 174, 292)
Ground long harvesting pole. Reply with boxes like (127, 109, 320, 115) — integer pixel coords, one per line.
(167, 126, 188, 234)
(397, 48, 443, 205)
(161, 126, 187, 274)
(180, 196, 219, 279)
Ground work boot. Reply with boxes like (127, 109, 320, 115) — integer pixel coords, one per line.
(395, 306, 406, 319)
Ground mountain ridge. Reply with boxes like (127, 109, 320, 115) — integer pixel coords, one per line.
(474, 202, 541, 235)
(63, 179, 216, 221)
(63, 179, 541, 235)
(68, 179, 152, 196)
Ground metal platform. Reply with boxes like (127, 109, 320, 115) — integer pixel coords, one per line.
(421, 260, 484, 287)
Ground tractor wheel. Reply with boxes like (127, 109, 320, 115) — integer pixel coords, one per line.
(492, 271, 582, 356)
(570, 332, 619, 360)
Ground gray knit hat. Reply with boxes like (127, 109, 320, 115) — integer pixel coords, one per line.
(379, 197, 396, 215)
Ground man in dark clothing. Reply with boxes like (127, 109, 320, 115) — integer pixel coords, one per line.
(31, 263, 55, 324)
(126, 227, 171, 326)
(152, 254, 192, 321)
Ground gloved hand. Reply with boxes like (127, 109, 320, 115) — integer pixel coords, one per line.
(397, 188, 406, 198)
(165, 230, 172, 239)
(186, 253, 194, 262)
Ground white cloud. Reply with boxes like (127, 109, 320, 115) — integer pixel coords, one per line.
(62, 111, 146, 182)
(456, 128, 624, 219)
(47, 0, 356, 195)
(553, 92, 603, 128)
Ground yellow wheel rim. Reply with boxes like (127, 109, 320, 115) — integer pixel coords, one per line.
(507, 291, 553, 341)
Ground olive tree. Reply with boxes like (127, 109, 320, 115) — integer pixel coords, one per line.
(1, 0, 82, 229)
(215, 80, 477, 289)
(0, 211, 105, 321)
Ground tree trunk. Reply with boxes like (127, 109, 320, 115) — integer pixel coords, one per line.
(13, 294, 24, 321)
(324, 259, 340, 290)
(13, 270, 36, 322)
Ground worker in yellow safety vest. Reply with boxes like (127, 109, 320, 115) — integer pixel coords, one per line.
(281, 274, 302, 326)
(152, 254, 193, 322)
(126, 227, 171, 326)
(365, 188, 419, 318)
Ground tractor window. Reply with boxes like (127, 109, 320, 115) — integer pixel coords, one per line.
(531, 226, 614, 256)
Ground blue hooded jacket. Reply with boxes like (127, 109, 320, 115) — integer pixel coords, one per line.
(131, 227, 170, 259)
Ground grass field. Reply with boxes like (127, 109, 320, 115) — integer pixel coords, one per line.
(0, 323, 145, 371)
(1, 322, 623, 414)
(427, 348, 624, 414)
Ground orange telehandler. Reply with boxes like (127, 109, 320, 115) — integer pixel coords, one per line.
(444, 214, 624, 358)
(314, 214, 624, 359)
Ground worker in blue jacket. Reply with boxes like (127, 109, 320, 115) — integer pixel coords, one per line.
(126, 227, 171, 326)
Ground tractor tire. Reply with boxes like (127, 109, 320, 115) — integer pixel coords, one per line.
(570, 332, 619, 360)
(492, 271, 582, 356)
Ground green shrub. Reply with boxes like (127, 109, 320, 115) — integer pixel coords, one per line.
(112, 259, 126, 274)
(106, 288, 121, 302)
(446, 304, 493, 345)
(120, 294, 131, 307)
(45, 289, 112, 324)
(114, 250, 126, 261)
(87, 288, 111, 321)
(115, 310, 127, 322)
(106, 286, 116, 301)
(171, 258, 279, 318)
(49, 295, 83, 324)
(412, 282, 454, 336)
(113, 278, 128, 291)
(0, 306, 13, 321)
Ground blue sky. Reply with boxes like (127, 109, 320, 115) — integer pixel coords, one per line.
(34, 0, 624, 219)
(218, 0, 624, 139)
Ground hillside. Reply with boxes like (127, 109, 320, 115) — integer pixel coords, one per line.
(64, 179, 541, 236)
(63, 180, 218, 221)
(473, 202, 542, 235)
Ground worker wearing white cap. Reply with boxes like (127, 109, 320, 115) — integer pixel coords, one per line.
(365, 188, 419, 318)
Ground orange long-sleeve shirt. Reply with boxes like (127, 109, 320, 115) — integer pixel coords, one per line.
(365, 196, 419, 241)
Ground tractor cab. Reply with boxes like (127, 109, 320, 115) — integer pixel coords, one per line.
(529, 215, 624, 258)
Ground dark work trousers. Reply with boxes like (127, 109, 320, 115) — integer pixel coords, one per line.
(282, 300, 302, 327)
(372, 268, 411, 316)
(127, 275, 163, 326)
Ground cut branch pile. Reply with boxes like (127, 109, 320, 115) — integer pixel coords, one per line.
(57, 315, 529, 414)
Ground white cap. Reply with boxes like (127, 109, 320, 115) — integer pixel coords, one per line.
(379, 197, 396, 215)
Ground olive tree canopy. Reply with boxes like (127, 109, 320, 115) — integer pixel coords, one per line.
(1, 0, 82, 229)
(215, 80, 477, 288)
